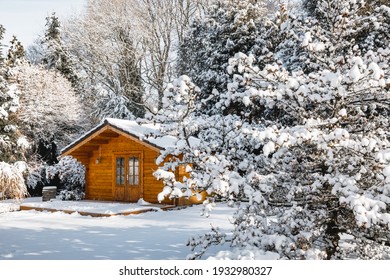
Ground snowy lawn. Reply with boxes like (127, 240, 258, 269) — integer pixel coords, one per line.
(0, 198, 234, 260)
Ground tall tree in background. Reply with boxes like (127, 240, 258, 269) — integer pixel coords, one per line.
(64, 0, 145, 120)
(0, 25, 4, 67)
(177, 0, 274, 114)
(1, 26, 26, 163)
(63, 0, 208, 116)
(41, 13, 80, 90)
(11, 63, 88, 164)
(0, 30, 29, 199)
(5, 36, 26, 69)
(134, 0, 208, 110)
(41, 12, 61, 67)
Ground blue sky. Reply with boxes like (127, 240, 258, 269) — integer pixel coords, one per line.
(0, 0, 86, 49)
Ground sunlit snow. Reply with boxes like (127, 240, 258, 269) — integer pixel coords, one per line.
(0, 198, 234, 260)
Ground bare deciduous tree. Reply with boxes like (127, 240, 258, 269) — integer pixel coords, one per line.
(63, 0, 209, 114)
(132, 0, 210, 110)
(64, 0, 145, 120)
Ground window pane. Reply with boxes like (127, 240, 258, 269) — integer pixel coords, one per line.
(134, 175, 139, 185)
(128, 157, 139, 185)
(134, 165, 139, 177)
(116, 157, 125, 185)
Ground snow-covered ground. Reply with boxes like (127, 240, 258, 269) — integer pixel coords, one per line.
(18, 197, 166, 215)
(0, 198, 234, 260)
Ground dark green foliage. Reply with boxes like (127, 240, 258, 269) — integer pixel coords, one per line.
(5, 36, 25, 68)
(178, 0, 269, 115)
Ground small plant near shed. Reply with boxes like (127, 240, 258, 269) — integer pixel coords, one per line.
(0, 161, 28, 200)
(46, 156, 85, 200)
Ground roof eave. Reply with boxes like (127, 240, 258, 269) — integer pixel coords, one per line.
(60, 120, 163, 157)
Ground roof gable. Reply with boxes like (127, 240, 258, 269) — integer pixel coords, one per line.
(61, 118, 179, 156)
(104, 118, 179, 149)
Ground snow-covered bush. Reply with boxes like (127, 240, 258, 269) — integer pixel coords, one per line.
(24, 162, 44, 190)
(12, 63, 88, 152)
(0, 161, 28, 200)
(148, 75, 206, 203)
(46, 156, 85, 201)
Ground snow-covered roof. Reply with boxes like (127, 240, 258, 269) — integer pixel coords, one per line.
(104, 118, 179, 149)
(61, 118, 196, 155)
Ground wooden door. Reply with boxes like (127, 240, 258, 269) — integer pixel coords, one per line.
(114, 155, 141, 202)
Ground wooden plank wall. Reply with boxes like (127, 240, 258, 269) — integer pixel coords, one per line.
(69, 133, 206, 206)
(80, 135, 171, 204)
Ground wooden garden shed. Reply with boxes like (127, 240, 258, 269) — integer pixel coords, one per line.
(61, 118, 203, 205)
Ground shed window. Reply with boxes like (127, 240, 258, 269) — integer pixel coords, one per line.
(128, 157, 139, 185)
(116, 157, 125, 185)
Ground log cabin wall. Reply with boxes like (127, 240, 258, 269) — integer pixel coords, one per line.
(62, 120, 205, 206)
(82, 134, 170, 204)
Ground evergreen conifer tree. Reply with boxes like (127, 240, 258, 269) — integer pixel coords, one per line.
(5, 36, 26, 69)
(6, 36, 25, 63)
(0, 28, 26, 163)
(177, 0, 271, 115)
(42, 13, 80, 90)
(0, 25, 4, 67)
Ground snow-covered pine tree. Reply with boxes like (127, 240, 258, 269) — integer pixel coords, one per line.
(0, 28, 27, 163)
(156, 0, 390, 259)
(41, 13, 80, 91)
(218, 0, 390, 260)
(0, 25, 4, 67)
(5, 36, 26, 69)
(273, 0, 390, 75)
(148, 74, 202, 186)
(177, 0, 273, 115)
(0, 31, 30, 199)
